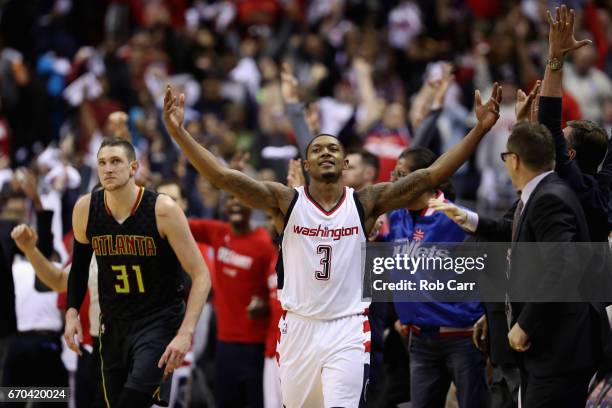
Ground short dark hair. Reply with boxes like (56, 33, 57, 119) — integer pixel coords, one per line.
(98, 137, 136, 162)
(0, 186, 26, 209)
(156, 178, 186, 200)
(399, 147, 437, 171)
(398, 146, 455, 200)
(507, 123, 555, 172)
(347, 148, 380, 179)
(305, 134, 345, 159)
(566, 120, 608, 174)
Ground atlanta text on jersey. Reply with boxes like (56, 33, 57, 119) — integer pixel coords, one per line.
(91, 234, 157, 257)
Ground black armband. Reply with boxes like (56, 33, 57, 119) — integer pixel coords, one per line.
(67, 241, 93, 311)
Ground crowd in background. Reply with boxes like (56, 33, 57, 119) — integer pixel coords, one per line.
(0, 0, 611, 407)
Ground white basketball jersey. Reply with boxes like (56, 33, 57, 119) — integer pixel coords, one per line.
(280, 186, 370, 319)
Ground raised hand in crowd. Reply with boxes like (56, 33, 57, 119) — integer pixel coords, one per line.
(430, 63, 455, 111)
(286, 158, 304, 188)
(10, 223, 38, 254)
(546, 5, 591, 60)
(529, 87, 541, 124)
(280, 62, 299, 104)
(515, 80, 541, 123)
(474, 82, 503, 131)
(304, 102, 320, 136)
(16, 167, 43, 211)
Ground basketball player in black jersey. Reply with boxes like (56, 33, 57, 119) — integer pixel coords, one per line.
(64, 137, 211, 407)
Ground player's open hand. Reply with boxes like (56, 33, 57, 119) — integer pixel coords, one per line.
(64, 308, 83, 356)
(474, 82, 502, 131)
(163, 85, 185, 131)
(428, 198, 467, 225)
(158, 332, 191, 379)
(10, 224, 38, 253)
(546, 5, 591, 59)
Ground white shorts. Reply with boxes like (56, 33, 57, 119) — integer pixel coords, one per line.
(277, 312, 371, 408)
(264, 357, 282, 408)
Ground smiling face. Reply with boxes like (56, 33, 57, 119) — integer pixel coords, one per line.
(304, 135, 347, 183)
(97, 145, 138, 191)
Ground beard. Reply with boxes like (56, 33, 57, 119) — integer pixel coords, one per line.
(320, 170, 341, 183)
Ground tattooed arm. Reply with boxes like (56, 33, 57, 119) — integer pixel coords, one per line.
(359, 83, 503, 226)
(163, 85, 295, 213)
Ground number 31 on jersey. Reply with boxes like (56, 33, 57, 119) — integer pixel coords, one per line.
(112, 265, 145, 293)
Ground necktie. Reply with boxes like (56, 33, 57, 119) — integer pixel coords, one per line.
(511, 199, 524, 242)
(507, 198, 524, 329)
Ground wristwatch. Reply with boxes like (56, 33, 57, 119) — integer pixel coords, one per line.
(546, 57, 563, 70)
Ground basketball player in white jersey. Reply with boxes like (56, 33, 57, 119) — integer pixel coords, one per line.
(163, 83, 502, 407)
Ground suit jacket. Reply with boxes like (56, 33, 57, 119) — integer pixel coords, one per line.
(465, 208, 518, 367)
(538, 96, 612, 242)
(477, 173, 598, 376)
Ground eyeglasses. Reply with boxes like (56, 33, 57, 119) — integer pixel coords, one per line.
(500, 151, 517, 162)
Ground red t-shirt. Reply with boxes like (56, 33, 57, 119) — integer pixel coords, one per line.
(562, 90, 582, 128)
(189, 219, 276, 343)
(364, 127, 411, 183)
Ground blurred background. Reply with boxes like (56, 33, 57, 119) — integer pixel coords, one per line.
(0, 0, 610, 406)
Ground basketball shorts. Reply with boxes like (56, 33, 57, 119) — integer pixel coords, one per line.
(277, 312, 371, 408)
(98, 301, 185, 407)
(263, 356, 282, 408)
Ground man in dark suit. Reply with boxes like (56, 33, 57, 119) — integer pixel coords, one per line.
(483, 123, 597, 407)
(432, 123, 599, 407)
(535, 5, 611, 243)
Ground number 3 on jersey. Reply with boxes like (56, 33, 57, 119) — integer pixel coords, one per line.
(315, 245, 332, 280)
(112, 265, 145, 293)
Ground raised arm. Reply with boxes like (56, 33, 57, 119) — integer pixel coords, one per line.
(360, 83, 502, 220)
(11, 224, 68, 292)
(411, 68, 454, 149)
(539, 6, 592, 190)
(163, 85, 294, 213)
(281, 63, 314, 158)
(354, 58, 384, 133)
